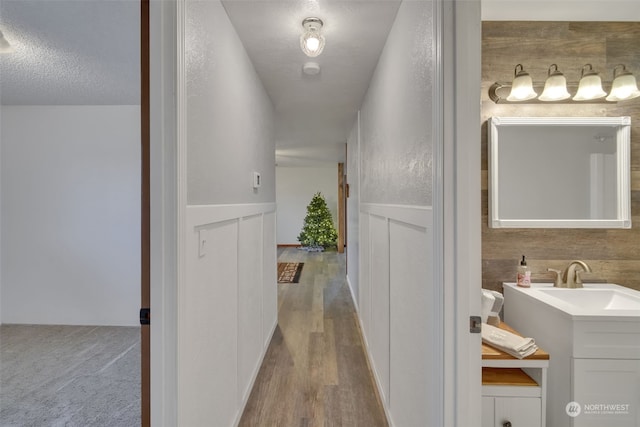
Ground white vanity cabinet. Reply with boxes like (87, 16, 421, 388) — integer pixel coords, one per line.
(483, 396, 541, 427)
(503, 282, 640, 427)
(482, 322, 549, 427)
(572, 358, 640, 427)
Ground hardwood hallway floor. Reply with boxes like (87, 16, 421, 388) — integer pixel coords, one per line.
(239, 247, 388, 427)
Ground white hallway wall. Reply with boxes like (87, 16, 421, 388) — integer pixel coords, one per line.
(351, 1, 439, 426)
(275, 166, 338, 245)
(0, 105, 140, 326)
(179, 0, 277, 425)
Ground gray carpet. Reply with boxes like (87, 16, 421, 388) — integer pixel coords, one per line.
(0, 325, 140, 427)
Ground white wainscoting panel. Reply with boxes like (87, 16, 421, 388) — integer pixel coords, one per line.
(180, 203, 277, 426)
(370, 214, 390, 404)
(388, 217, 433, 426)
(358, 203, 435, 427)
(181, 218, 238, 426)
(238, 214, 264, 404)
(359, 212, 371, 340)
(262, 211, 278, 348)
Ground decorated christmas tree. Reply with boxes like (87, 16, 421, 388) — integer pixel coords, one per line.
(298, 192, 338, 250)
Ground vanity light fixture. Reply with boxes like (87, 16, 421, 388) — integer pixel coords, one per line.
(573, 64, 607, 101)
(0, 29, 13, 53)
(489, 63, 640, 104)
(606, 64, 640, 102)
(506, 64, 538, 101)
(300, 17, 325, 58)
(538, 64, 571, 101)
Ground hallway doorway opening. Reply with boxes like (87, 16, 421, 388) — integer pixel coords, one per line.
(0, 0, 147, 424)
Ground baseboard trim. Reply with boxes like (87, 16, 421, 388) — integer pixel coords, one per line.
(346, 275, 358, 312)
(233, 318, 278, 427)
(351, 285, 394, 427)
(277, 244, 301, 248)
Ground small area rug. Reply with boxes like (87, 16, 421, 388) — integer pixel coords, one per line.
(277, 262, 304, 284)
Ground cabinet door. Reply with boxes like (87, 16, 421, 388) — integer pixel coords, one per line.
(482, 396, 495, 427)
(495, 397, 541, 427)
(572, 358, 640, 427)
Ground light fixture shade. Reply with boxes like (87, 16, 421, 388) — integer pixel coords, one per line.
(0, 30, 13, 53)
(606, 64, 640, 101)
(539, 64, 570, 101)
(506, 64, 538, 101)
(300, 17, 325, 58)
(573, 64, 607, 101)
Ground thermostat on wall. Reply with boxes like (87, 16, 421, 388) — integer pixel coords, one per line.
(253, 172, 261, 189)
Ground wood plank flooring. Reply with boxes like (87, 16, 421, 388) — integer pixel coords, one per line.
(239, 248, 388, 427)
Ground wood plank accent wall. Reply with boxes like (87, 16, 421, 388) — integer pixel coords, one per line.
(482, 22, 640, 292)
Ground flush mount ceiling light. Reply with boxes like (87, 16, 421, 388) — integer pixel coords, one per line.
(606, 64, 640, 102)
(538, 64, 571, 101)
(0, 29, 13, 53)
(300, 17, 325, 58)
(506, 64, 538, 101)
(573, 64, 607, 101)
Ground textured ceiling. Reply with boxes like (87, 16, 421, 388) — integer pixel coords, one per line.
(0, 0, 139, 105)
(0, 0, 398, 165)
(3, 1, 629, 164)
(222, 0, 401, 165)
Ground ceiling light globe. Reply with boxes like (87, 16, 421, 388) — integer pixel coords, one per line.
(300, 32, 325, 57)
(300, 17, 325, 58)
(306, 36, 320, 52)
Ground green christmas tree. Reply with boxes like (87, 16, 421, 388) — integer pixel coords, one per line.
(298, 192, 338, 249)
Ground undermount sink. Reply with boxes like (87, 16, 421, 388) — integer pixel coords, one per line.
(538, 287, 640, 311)
(504, 282, 640, 318)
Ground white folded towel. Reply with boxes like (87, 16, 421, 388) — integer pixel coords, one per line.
(481, 323, 538, 359)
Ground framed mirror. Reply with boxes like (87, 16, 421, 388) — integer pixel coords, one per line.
(488, 116, 631, 228)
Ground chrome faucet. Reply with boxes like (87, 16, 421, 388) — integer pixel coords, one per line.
(547, 260, 592, 288)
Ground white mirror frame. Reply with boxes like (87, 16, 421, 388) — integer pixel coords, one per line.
(489, 116, 632, 228)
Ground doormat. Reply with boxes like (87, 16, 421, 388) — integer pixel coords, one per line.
(277, 262, 304, 284)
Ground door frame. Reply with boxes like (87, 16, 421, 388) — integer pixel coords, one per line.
(147, 0, 482, 424)
(141, 0, 151, 425)
(440, 0, 482, 425)
(338, 162, 346, 254)
(149, 0, 180, 424)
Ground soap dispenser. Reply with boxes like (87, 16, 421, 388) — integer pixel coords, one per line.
(517, 255, 531, 287)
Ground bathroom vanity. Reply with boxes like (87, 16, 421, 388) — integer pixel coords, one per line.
(482, 322, 549, 427)
(503, 282, 640, 427)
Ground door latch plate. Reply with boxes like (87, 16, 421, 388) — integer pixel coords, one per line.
(140, 308, 150, 325)
(470, 315, 481, 333)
